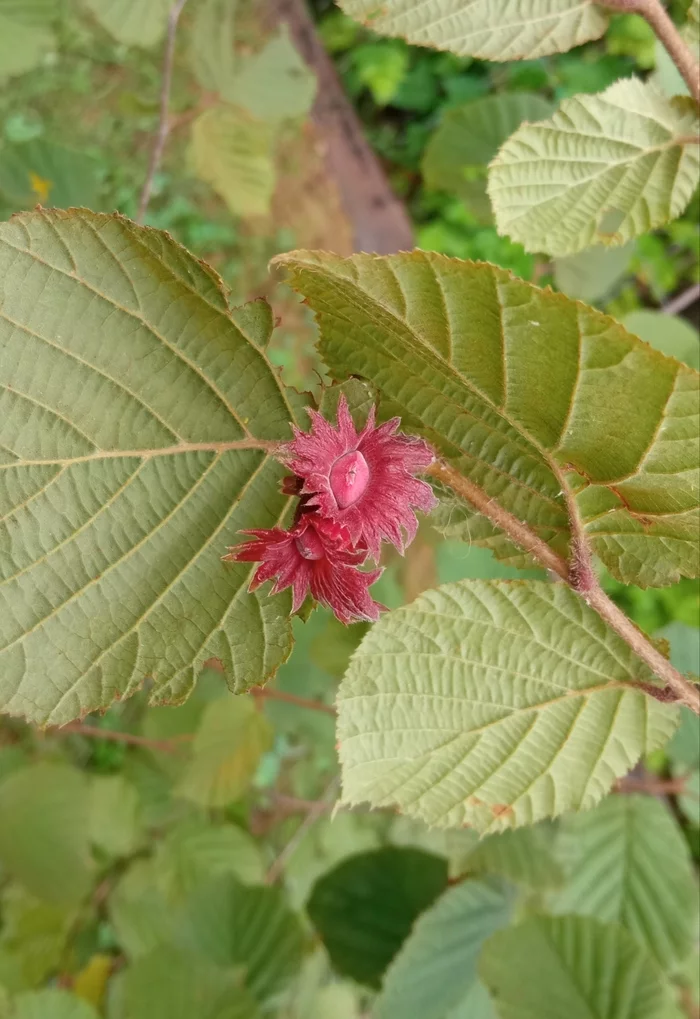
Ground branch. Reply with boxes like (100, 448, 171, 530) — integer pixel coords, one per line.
(136, 0, 189, 224)
(603, 0, 700, 102)
(265, 776, 339, 884)
(662, 281, 700, 316)
(432, 458, 700, 714)
(51, 722, 191, 753)
(250, 686, 336, 716)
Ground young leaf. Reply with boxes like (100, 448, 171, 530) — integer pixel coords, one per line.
(489, 78, 700, 257)
(479, 915, 671, 1019)
(0, 0, 56, 83)
(0, 209, 300, 725)
(422, 93, 554, 221)
(552, 794, 698, 971)
(375, 879, 512, 1019)
(336, 0, 609, 61)
(276, 249, 700, 587)
(81, 0, 170, 48)
(336, 581, 678, 833)
(188, 105, 277, 218)
(306, 847, 448, 988)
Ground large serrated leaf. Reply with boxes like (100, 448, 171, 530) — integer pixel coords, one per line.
(375, 879, 512, 1019)
(479, 915, 671, 1019)
(336, 0, 609, 60)
(336, 581, 678, 833)
(188, 105, 277, 218)
(0, 0, 57, 82)
(551, 794, 698, 971)
(489, 78, 700, 257)
(81, 0, 170, 48)
(276, 249, 700, 587)
(0, 209, 301, 725)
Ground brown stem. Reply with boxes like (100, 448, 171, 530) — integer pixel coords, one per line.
(603, 0, 700, 102)
(615, 772, 691, 794)
(136, 0, 189, 223)
(52, 722, 191, 753)
(250, 686, 336, 716)
(433, 458, 700, 714)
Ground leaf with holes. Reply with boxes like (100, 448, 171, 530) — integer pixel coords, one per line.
(0, 209, 303, 725)
(0, 0, 57, 82)
(82, 0, 170, 48)
(336, 581, 678, 833)
(336, 0, 609, 60)
(551, 794, 697, 971)
(188, 105, 277, 218)
(489, 78, 700, 257)
(276, 248, 700, 587)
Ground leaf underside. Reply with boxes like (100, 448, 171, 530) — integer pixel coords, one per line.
(337, 581, 678, 833)
(0, 209, 302, 725)
(277, 248, 700, 587)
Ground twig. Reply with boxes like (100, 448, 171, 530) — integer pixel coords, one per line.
(662, 282, 700, 317)
(251, 686, 336, 716)
(265, 777, 339, 884)
(136, 0, 189, 223)
(52, 722, 191, 753)
(432, 458, 700, 714)
(616, 772, 691, 795)
(603, 0, 700, 102)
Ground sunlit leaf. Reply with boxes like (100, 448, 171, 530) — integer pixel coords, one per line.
(277, 249, 700, 587)
(552, 794, 697, 970)
(0, 209, 301, 725)
(188, 105, 277, 217)
(375, 879, 512, 1019)
(623, 310, 700, 370)
(0, 0, 57, 82)
(480, 915, 671, 1019)
(230, 28, 316, 121)
(307, 847, 448, 988)
(336, 581, 677, 833)
(82, 0, 170, 48)
(489, 78, 700, 257)
(336, 0, 609, 60)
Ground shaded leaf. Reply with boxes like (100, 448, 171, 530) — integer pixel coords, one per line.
(159, 818, 265, 893)
(623, 310, 700, 370)
(231, 28, 316, 121)
(489, 79, 700, 257)
(375, 879, 512, 1019)
(554, 243, 635, 304)
(479, 915, 671, 1019)
(422, 93, 553, 221)
(457, 823, 563, 889)
(0, 763, 93, 904)
(307, 847, 448, 988)
(0, 209, 300, 725)
(89, 775, 143, 858)
(108, 859, 180, 959)
(336, 0, 609, 60)
(12, 991, 99, 1019)
(177, 695, 273, 807)
(0, 141, 100, 211)
(337, 581, 677, 833)
(189, 105, 277, 217)
(552, 795, 697, 970)
(0, 0, 56, 82)
(82, 0, 170, 48)
(188, 0, 238, 95)
(277, 248, 700, 587)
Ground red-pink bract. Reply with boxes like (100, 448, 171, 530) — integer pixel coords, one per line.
(284, 395, 437, 558)
(224, 515, 383, 624)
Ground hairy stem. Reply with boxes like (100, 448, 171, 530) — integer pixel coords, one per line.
(431, 459, 700, 714)
(603, 0, 700, 102)
(136, 0, 189, 223)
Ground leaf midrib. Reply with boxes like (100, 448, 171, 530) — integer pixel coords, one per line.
(0, 438, 275, 470)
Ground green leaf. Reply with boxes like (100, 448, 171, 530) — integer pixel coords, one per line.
(336, 0, 609, 60)
(489, 79, 700, 257)
(89, 775, 143, 858)
(276, 248, 700, 587)
(0, 141, 101, 212)
(158, 819, 265, 893)
(336, 580, 678, 833)
(81, 0, 170, 48)
(0, 763, 93, 904)
(188, 0, 238, 95)
(422, 93, 554, 221)
(176, 695, 273, 807)
(0, 886, 73, 991)
(457, 824, 563, 889)
(0, 0, 56, 82)
(307, 847, 448, 988)
(230, 28, 316, 121)
(109, 859, 181, 958)
(188, 105, 277, 218)
(554, 243, 635, 304)
(552, 794, 697, 970)
(622, 310, 700, 370)
(479, 915, 671, 1019)
(181, 875, 305, 1006)
(12, 991, 99, 1019)
(375, 879, 512, 1019)
(120, 945, 260, 1019)
(0, 208, 301, 725)
(652, 39, 690, 99)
